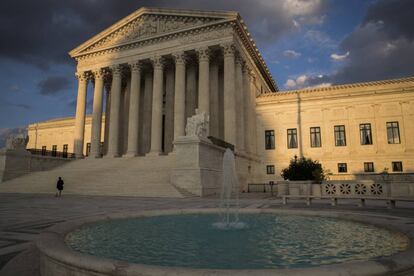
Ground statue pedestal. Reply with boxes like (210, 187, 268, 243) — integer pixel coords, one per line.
(171, 136, 225, 196)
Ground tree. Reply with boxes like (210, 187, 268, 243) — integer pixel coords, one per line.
(281, 155, 326, 183)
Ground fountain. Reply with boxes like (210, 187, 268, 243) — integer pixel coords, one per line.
(213, 148, 247, 230)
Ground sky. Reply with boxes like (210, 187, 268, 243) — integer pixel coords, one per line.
(0, 0, 413, 130)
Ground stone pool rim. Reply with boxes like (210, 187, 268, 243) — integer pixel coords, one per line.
(36, 208, 414, 276)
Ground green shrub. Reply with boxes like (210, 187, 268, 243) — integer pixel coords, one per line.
(281, 156, 326, 183)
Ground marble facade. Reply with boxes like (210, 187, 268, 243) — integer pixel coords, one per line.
(24, 7, 414, 185)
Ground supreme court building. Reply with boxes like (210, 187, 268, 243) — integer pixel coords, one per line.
(25, 7, 414, 186)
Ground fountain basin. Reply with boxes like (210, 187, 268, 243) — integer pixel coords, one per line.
(37, 209, 414, 276)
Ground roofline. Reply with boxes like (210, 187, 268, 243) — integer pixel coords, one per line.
(258, 76, 414, 98)
(69, 7, 238, 57)
(68, 7, 277, 91)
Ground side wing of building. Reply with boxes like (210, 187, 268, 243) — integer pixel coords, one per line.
(256, 77, 414, 181)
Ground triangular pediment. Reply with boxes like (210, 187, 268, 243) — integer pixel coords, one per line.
(70, 8, 237, 57)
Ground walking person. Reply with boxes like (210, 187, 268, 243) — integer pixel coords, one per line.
(56, 177, 64, 197)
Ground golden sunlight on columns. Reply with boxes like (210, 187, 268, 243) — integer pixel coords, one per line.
(243, 64, 252, 154)
(149, 56, 165, 155)
(74, 71, 89, 158)
(125, 62, 142, 157)
(222, 43, 237, 146)
(235, 55, 245, 152)
(173, 52, 187, 140)
(106, 65, 123, 158)
(197, 47, 211, 117)
(90, 69, 105, 158)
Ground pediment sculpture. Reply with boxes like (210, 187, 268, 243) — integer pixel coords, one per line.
(185, 109, 209, 138)
(83, 14, 221, 53)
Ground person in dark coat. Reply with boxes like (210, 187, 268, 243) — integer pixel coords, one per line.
(56, 177, 64, 197)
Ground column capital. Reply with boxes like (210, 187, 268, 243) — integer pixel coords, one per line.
(129, 61, 142, 73)
(91, 68, 106, 80)
(196, 47, 211, 62)
(242, 62, 251, 74)
(110, 65, 122, 76)
(150, 56, 166, 70)
(235, 54, 245, 67)
(172, 52, 188, 65)
(75, 71, 89, 82)
(220, 43, 236, 57)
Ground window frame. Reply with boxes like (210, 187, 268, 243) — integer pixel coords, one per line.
(41, 146, 47, 156)
(359, 123, 373, 145)
(266, 165, 275, 175)
(387, 122, 401, 144)
(310, 126, 322, 148)
(334, 125, 347, 147)
(364, 162, 374, 173)
(337, 163, 348, 173)
(287, 128, 298, 149)
(62, 144, 68, 158)
(265, 130, 275, 150)
(392, 161, 403, 172)
(51, 145, 57, 157)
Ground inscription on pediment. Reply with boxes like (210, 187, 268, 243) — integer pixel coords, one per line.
(84, 15, 221, 52)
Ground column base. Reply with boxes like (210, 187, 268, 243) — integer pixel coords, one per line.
(103, 153, 121, 158)
(145, 151, 162, 157)
(124, 152, 139, 158)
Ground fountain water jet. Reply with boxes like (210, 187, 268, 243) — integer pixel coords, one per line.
(213, 148, 247, 230)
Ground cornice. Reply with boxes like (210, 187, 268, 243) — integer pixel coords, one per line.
(69, 7, 277, 93)
(257, 76, 414, 104)
(28, 115, 106, 130)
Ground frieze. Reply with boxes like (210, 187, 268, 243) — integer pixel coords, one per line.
(83, 15, 221, 53)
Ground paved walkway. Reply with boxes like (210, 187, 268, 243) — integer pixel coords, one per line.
(1, 193, 414, 276)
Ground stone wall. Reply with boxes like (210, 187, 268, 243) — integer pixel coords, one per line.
(0, 149, 72, 182)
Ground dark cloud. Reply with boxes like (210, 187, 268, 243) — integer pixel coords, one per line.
(324, 0, 414, 85)
(0, 0, 326, 70)
(38, 75, 71, 95)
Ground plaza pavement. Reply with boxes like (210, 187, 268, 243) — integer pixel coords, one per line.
(1, 193, 414, 276)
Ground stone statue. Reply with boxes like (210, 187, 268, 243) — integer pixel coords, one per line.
(185, 109, 209, 138)
(5, 133, 29, 151)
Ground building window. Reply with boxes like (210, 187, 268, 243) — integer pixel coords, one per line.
(392, 161, 403, 172)
(310, 127, 321, 148)
(338, 163, 347, 173)
(266, 165, 275, 175)
(265, 130, 275, 150)
(86, 143, 91, 157)
(41, 146, 46, 156)
(287, 128, 298, 149)
(364, 162, 374, 172)
(63, 144, 68, 158)
(334, 125, 346, 146)
(360, 123, 373, 145)
(51, 145, 57, 157)
(387, 122, 401, 144)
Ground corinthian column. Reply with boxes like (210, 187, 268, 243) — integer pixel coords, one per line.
(148, 56, 165, 155)
(243, 64, 252, 154)
(106, 65, 123, 157)
(90, 69, 105, 158)
(197, 47, 211, 116)
(221, 43, 237, 146)
(173, 52, 187, 139)
(125, 62, 142, 157)
(235, 55, 245, 152)
(74, 71, 89, 158)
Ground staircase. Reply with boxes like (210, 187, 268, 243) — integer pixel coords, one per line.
(0, 155, 185, 198)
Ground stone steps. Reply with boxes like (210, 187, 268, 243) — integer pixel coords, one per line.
(0, 155, 185, 198)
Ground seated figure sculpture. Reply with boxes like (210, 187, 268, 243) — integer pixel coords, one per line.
(5, 133, 29, 151)
(185, 109, 209, 138)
